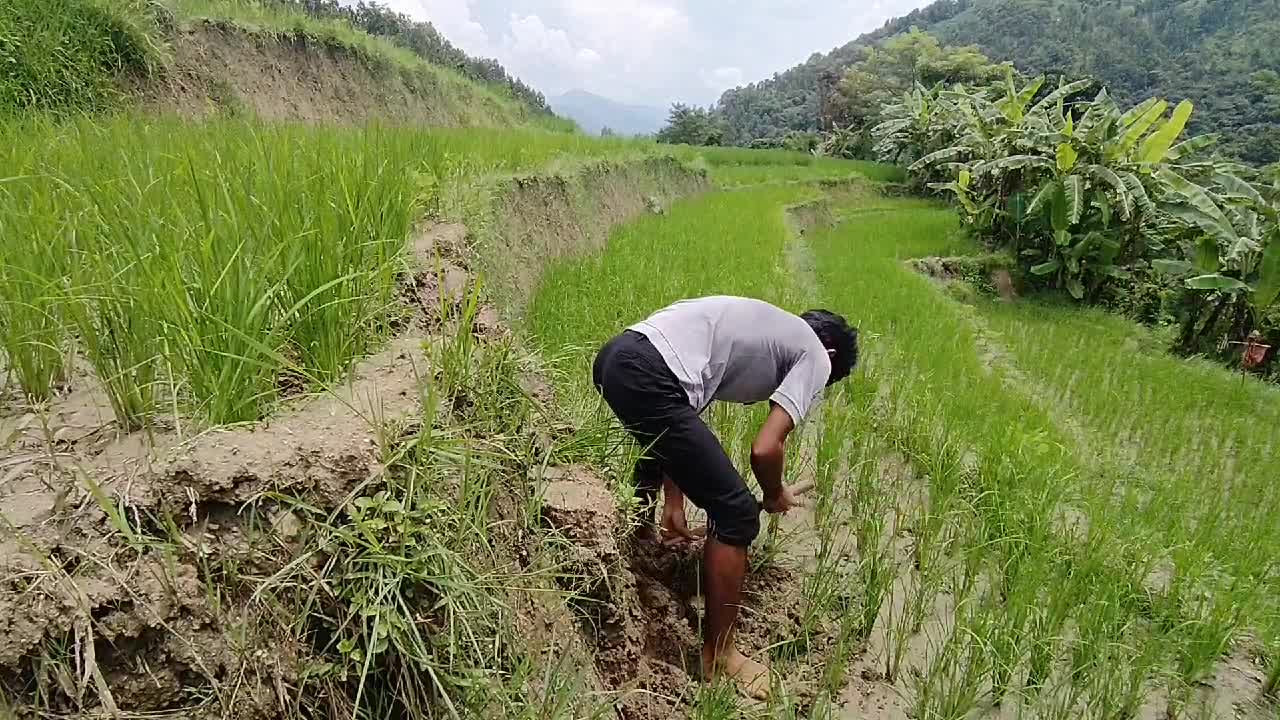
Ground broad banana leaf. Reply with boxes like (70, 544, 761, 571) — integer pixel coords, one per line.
(1121, 172, 1155, 214)
(1186, 274, 1249, 293)
(1165, 134, 1218, 162)
(1031, 259, 1061, 275)
(1051, 182, 1070, 232)
(1068, 232, 1098, 261)
(1138, 100, 1194, 164)
(1154, 169, 1239, 245)
(1086, 165, 1134, 220)
(1097, 235, 1123, 265)
(1027, 180, 1058, 218)
(1057, 143, 1079, 172)
(1193, 235, 1220, 273)
(1214, 172, 1265, 206)
(1067, 275, 1086, 300)
(1065, 175, 1087, 226)
(1030, 79, 1096, 116)
(1254, 227, 1280, 310)
(1076, 89, 1113, 136)
(1152, 259, 1193, 276)
(1118, 100, 1169, 157)
(1095, 191, 1113, 227)
(910, 146, 971, 171)
(1118, 97, 1162, 129)
(976, 155, 1055, 175)
(872, 118, 912, 136)
(930, 182, 979, 214)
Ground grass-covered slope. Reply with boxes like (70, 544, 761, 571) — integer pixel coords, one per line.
(0, 0, 571, 129)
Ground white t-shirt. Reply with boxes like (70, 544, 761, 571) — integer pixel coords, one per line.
(629, 296, 831, 424)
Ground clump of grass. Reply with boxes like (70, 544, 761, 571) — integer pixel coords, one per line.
(0, 115, 683, 428)
(0, 0, 161, 115)
(0, 170, 70, 402)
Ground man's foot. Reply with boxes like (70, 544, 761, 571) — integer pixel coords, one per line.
(703, 647, 772, 701)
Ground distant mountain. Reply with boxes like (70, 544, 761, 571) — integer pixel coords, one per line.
(550, 90, 668, 136)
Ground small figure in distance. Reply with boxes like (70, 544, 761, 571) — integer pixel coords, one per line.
(592, 296, 859, 700)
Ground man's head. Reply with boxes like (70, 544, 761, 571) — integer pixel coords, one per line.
(802, 310, 859, 385)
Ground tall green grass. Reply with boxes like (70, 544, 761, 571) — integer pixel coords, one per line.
(527, 185, 819, 369)
(0, 116, 654, 426)
(0, 0, 161, 114)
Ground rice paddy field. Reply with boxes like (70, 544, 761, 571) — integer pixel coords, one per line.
(529, 179, 1280, 718)
(2, 109, 1279, 720)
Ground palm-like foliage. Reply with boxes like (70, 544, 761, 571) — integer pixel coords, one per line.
(876, 74, 1280, 329)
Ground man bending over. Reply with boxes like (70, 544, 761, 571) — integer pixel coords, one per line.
(592, 296, 859, 698)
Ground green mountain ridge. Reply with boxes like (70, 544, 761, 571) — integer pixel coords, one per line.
(717, 0, 1280, 164)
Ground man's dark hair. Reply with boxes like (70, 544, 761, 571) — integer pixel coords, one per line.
(802, 310, 859, 385)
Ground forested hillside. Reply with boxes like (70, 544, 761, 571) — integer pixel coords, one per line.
(717, 0, 1280, 164)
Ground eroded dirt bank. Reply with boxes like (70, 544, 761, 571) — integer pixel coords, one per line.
(140, 20, 522, 126)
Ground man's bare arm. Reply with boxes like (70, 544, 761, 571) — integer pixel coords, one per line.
(751, 403, 795, 509)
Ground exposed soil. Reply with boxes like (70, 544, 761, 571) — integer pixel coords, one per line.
(139, 21, 514, 126)
(538, 464, 817, 719)
(784, 198, 833, 305)
(910, 255, 1017, 301)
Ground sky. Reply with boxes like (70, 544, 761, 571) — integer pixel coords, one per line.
(375, 0, 937, 108)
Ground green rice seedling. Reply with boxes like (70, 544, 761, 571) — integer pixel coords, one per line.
(854, 490, 895, 643)
(1, 114, 671, 429)
(782, 538, 857, 662)
(821, 601, 866, 696)
(0, 180, 69, 402)
(883, 578, 915, 683)
(689, 679, 741, 720)
(63, 272, 163, 431)
(0, 0, 161, 114)
(911, 598, 991, 720)
(1, 136, 75, 402)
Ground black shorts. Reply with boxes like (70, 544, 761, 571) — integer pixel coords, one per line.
(592, 330, 761, 547)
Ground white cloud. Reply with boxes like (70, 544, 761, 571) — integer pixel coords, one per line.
(700, 66, 745, 95)
(410, 0, 493, 57)
(498, 14, 605, 95)
(554, 0, 693, 74)
(364, 0, 937, 106)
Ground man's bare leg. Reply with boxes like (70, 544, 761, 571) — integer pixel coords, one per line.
(701, 537, 770, 699)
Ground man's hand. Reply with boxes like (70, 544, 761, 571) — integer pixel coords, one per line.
(762, 485, 800, 515)
(661, 502, 704, 546)
(660, 476, 705, 546)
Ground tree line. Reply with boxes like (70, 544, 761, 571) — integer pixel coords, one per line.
(698, 0, 1280, 167)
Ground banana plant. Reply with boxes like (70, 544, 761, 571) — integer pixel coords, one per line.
(890, 72, 1246, 303)
(1156, 199, 1280, 319)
